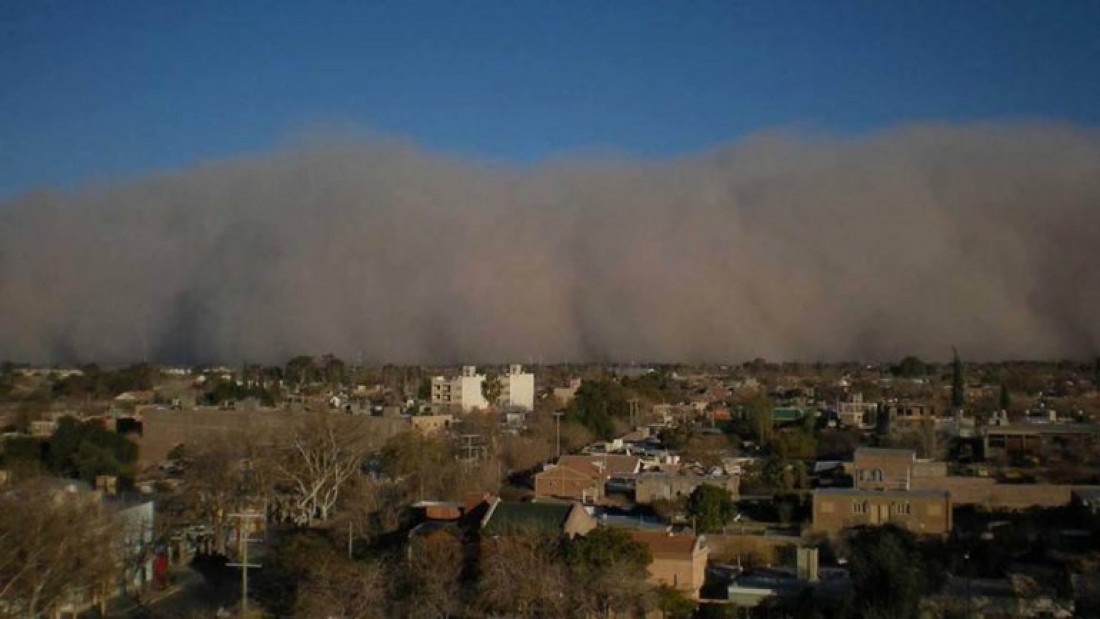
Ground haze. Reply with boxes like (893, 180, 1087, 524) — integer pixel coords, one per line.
(1, 122, 1098, 365)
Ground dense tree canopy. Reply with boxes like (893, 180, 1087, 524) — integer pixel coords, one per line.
(685, 483, 737, 532)
(565, 379, 630, 440)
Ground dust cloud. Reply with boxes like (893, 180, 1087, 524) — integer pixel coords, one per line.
(1, 122, 1098, 365)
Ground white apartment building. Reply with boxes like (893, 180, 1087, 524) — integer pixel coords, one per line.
(430, 364, 534, 412)
(500, 364, 535, 411)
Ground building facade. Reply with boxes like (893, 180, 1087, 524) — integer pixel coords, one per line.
(430, 364, 535, 412)
(811, 489, 952, 536)
(634, 473, 740, 505)
(852, 447, 917, 491)
(629, 530, 709, 599)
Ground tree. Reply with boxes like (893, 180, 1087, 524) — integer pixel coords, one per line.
(656, 586, 696, 619)
(478, 532, 570, 618)
(177, 433, 274, 555)
(566, 527, 653, 617)
(0, 479, 121, 617)
(773, 430, 816, 460)
(320, 354, 347, 387)
(257, 531, 386, 619)
(379, 431, 455, 501)
(285, 355, 318, 387)
(761, 457, 808, 491)
(846, 525, 945, 619)
(999, 382, 1011, 411)
(895, 356, 928, 378)
(47, 416, 139, 484)
(481, 373, 503, 410)
(274, 414, 371, 525)
(398, 529, 465, 618)
(951, 347, 965, 410)
(685, 484, 737, 533)
(566, 379, 629, 440)
(746, 395, 774, 444)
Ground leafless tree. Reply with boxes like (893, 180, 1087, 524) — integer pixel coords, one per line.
(181, 436, 268, 555)
(398, 528, 465, 619)
(291, 547, 386, 619)
(0, 479, 120, 618)
(477, 532, 569, 618)
(274, 413, 371, 526)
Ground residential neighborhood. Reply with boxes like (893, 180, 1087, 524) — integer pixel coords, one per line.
(3, 356, 1100, 617)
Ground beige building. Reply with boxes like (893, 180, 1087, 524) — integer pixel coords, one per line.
(409, 414, 454, 435)
(812, 489, 952, 536)
(884, 402, 937, 425)
(629, 530, 709, 599)
(634, 473, 740, 504)
(836, 393, 878, 429)
(852, 447, 917, 490)
(534, 460, 605, 503)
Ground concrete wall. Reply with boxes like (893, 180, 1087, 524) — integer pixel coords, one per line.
(136, 408, 409, 465)
(910, 476, 1100, 510)
(635, 475, 740, 504)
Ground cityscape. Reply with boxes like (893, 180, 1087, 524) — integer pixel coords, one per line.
(2, 2, 1100, 619)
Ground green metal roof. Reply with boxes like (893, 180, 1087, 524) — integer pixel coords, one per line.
(482, 501, 572, 536)
(772, 407, 806, 422)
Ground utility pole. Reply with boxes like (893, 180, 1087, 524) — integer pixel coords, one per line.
(227, 511, 264, 618)
(553, 411, 564, 459)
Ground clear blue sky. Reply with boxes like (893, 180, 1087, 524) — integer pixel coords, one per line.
(2, 0, 1099, 198)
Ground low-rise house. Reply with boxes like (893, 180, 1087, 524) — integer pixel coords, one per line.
(409, 414, 454, 435)
(534, 460, 604, 503)
(981, 422, 1100, 460)
(852, 447, 916, 491)
(629, 530, 708, 599)
(727, 549, 851, 610)
(559, 454, 641, 477)
(479, 498, 596, 538)
(811, 488, 952, 536)
(533, 454, 642, 503)
(835, 393, 878, 429)
(634, 472, 740, 504)
(552, 378, 582, 405)
(884, 401, 937, 425)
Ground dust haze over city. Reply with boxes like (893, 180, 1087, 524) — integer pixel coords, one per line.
(2, 122, 1100, 365)
(6, 3, 1100, 619)
(3, 3, 1100, 367)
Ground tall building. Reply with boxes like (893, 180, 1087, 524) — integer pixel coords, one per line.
(431, 366, 489, 412)
(500, 364, 534, 411)
(430, 364, 534, 412)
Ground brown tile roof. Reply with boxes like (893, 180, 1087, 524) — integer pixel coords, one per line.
(559, 454, 640, 477)
(629, 530, 701, 558)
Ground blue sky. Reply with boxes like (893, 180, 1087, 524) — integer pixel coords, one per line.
(2, 0, 1099, 198)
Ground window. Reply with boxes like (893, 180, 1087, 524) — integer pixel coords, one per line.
(852, 501, 868, 514)
(894, 502, 911, 515)
(873, 469, 884, 482)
